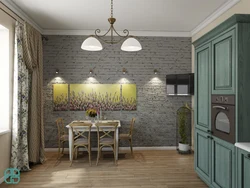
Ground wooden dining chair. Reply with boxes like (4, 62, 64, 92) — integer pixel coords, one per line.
(119, 118, 136, 155)
(56, 118, 68, 159)
(95, 122, 119, 166)
(70, 122, 92, 166)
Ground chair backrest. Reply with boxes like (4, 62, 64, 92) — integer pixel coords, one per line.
(69, 122, 92, 144)
(95, 122, 119, 144)
(129, 118, 136, 136)
(56, 118, 66, 138)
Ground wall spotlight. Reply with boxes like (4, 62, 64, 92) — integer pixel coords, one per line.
(122, 68, 127, 75)
(55, 69, 59, 74)
(89, 69, 93, 74)
(154, 69, 158, 75)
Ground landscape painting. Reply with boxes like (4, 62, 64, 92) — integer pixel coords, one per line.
(122, 84, 137, 110)
(70, 84, 121, 111)
(53, 84, 69, 111)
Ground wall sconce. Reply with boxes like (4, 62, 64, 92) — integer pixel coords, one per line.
(154, 69, 158, 75)
(122, 68, 127, 75)
(55, 69, 59, 74)
(89, 69, 93, 75)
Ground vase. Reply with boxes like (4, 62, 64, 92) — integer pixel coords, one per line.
(90, 117, 95, 123)
(178, 142, 190, 152)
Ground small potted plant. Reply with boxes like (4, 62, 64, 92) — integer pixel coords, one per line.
(86, 108, 97, 122)
(177, 104, 191, 152)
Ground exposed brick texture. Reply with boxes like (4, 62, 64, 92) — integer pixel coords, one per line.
(43, 35, 192, 148)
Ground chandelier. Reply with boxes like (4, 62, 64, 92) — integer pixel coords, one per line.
(81, 0, 142, 52)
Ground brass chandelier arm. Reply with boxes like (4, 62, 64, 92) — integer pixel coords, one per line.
(95, 27, 112, 38)
(94, 25, 130, 44)
(113, 28, 130, 38)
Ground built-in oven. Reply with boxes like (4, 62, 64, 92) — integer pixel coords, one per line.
(211, 95, 235, 144)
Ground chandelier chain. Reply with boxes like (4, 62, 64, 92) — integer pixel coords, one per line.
(111, 0, 113, 18)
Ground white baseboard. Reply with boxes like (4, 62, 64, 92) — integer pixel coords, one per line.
(45, 146, 176, 152)
(0, 176, 5, 184)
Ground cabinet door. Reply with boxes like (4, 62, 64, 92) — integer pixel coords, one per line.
(195, 129, 211, 184)
(195, 43, 211, 132)
(211, 137, 235, 188)
(211, 28, 236, 94)
(237, 148, 250, 188)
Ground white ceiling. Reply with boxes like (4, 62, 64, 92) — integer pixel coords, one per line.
(7, 0, 237, 35)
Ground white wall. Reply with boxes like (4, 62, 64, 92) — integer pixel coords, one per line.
(0, 7, 15, 182)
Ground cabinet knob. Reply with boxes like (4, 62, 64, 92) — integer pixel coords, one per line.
(247, 154, 250, 158)
(207, 135, 214, 140)
(207, 130, 214, 134)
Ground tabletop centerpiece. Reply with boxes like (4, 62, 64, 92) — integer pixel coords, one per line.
(86, 108, 97, 122)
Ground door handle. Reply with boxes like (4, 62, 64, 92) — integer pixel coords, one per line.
(212, 105, 228, 110)
(207, 130, 214, 134)
(207, 135, 213, 140)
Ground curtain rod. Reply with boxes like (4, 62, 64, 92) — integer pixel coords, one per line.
(0, 2, 24, 23)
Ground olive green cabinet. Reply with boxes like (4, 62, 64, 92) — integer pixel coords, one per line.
(195, 43, 211, 132)
(211, 28, 236, 95)
(211, 137, 235, 188)
(237, 148, 250, 188)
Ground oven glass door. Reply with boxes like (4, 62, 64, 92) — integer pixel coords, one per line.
(215, 112, 230, 133)
(212, 104, 235, 144)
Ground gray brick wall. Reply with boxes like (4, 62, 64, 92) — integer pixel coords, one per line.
(43, 35, 192, 148)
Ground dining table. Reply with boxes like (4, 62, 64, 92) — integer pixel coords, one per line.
(66, 120, 121, 161)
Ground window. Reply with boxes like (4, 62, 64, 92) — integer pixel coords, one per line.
(0, 24, 10, 132)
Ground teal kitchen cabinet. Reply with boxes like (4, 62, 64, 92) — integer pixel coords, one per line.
(195, 43, 211, 132)
(195, 129, 211, 185)
(195, 129, 235, 188)
(193, 14, 250, 188)
(211, 28, 236, 95)
(211, 136, 235, 188)
(237, 148, 250, 188)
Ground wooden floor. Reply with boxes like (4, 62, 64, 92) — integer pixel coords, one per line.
(1, 150, 208, 188)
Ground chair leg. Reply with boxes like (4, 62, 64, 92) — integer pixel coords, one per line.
(73, 147, 77, 160)
(99, 148, 102, 159)
(112, 146, 117, 165)
(96, 147, 100, 166)
(62, 141, 64, 154)
(88, 147, 92, 166)
(129, 139, 133, 156)
(58, 139, 61, 159)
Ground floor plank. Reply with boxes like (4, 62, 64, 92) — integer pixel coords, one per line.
(0, 150, 208, 188)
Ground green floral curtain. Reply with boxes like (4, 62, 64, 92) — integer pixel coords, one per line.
(11, 22, 30, 171)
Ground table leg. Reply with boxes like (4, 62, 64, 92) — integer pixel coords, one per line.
(69, 128, 72, 161)
(116, 127, 119, 160)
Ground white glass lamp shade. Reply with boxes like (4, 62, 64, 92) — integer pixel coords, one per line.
(81, 37, 103, 51)
(121, 37, 142, 52)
